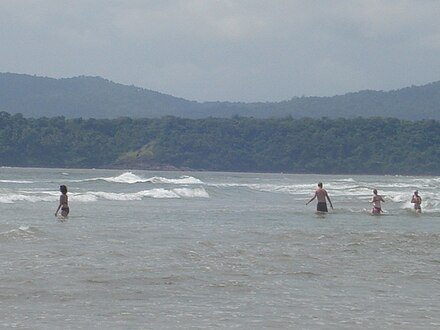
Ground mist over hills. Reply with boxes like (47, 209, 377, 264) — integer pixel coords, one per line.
(1, 72, 440, 120)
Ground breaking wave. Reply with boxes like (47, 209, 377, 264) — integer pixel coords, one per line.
(0, 226, 43, 240)
(75, 187, 209, 201)
(72, 172, 204, 185)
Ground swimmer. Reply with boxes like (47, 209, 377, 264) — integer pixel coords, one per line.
(55, 185, 69, 218)
(306, 182, 333, 212)
(370, 189, 384, 215)
(411, 190, 422, 213)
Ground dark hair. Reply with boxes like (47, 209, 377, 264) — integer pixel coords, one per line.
(373, 189, 378, 194)
(318, 182, 323, 188)
(60, 185, 68, 194)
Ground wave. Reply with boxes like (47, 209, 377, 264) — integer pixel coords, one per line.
(0, 193, 56, 203)
(73, 187, 209, 202)
(148, 175, 204, 185)
(0, 179, 34, 184)
(71, 172, 204, 185)
(0, 186, 209, 203)
(173, 187, 209, 198)
(0, 226, 43, 240)
(336, 178, 356, 183)
(80, 172, 151, 184)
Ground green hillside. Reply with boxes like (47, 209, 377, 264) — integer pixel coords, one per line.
(1, 112, 439, 175)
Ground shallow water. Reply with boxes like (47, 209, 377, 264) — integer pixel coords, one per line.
(1, 167, 439, 329)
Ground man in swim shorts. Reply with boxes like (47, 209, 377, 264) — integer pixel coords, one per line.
(306, 182, 333, 212)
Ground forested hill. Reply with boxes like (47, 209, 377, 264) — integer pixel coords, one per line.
(1, 72, 440, 120)
(1, 112, 440, 175)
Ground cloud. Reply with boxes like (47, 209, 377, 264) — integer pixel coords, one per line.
(1, 0, 440, 101)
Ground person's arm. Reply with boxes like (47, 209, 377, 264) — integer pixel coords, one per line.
(55, 203, 61, 216)
(55, 196, 62, 216)
(306, 192, 317, 205)
(326, 194, 333, 209)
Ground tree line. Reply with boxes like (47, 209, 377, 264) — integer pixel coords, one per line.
(1, 111, 439, 175)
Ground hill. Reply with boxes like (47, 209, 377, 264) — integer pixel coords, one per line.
(1, 114, 439, 174)
(1, 72, 440, 119)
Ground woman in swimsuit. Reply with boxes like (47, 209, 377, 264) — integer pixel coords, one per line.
(370, 189, 384, 215)
(55, 185, 69, 218)
(411, 190, 422, 213)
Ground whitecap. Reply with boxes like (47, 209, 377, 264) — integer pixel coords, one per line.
(70, 172, 150, 184)
(93, 191, 144, 201)
(0, 193, 55, 203)
(148, 175, 204, 185)
(73, 172, 204, 185)
(101, 172, 149, 184)
(173, 187, 210, 198)
(71, 193, 99, 202)
(74, 187, 210, 201)
(138, 189, 181, 199)
(75, 189, 180, 201)
(0, 180, 34, 184)
(0, 226, 42, 240)
(336, 178, 356, 182)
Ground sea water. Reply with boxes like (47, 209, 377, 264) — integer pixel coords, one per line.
(0, 167, 439, 329)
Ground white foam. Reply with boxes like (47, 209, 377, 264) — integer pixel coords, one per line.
(173, 187, 209, 198)
(0, 226, 40, 240)
(336, 178, 356, 182)
(138, 189, 180, 199)
(93, 191, 144, 201)
(388, 193, 409, 203)
(101, 172, 149, 184)
(0, 193, 55, 203)
(0, 186, 209, 203)
(71, 194, 99, 202)
(0, 180, 33, 184)
(148, 175, 204, 184)
(72, 172, 204, 185)
(73, 187, 209, 201)
(68, 172, 148, 184)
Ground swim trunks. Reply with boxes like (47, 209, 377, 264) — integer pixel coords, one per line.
(61, 207, 70, 217)
(317, 202, 328, 212)
(372, 206, 381, 215)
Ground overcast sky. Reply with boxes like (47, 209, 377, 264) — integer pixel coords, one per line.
(1, 1, 440, 102)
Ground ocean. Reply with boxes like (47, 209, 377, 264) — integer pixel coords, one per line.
(1, 167, 439, 329)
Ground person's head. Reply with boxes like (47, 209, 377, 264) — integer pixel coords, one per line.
(414, 190, 419, 196)
(60, 185, 68, 195)
(373, 189, 378, 195)
(318, 182, 323, 188)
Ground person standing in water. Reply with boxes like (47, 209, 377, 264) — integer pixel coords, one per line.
(306, 182, 333, 212)
(55, 185, 69, 218)
(370, 189, 384, 215)
(411, 190, 422, 213)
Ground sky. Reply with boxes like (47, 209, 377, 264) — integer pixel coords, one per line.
(1, 0, 440, 102)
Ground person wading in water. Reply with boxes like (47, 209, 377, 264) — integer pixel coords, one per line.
(306, 182, 333, 212)
(55, 185, 69, 218)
